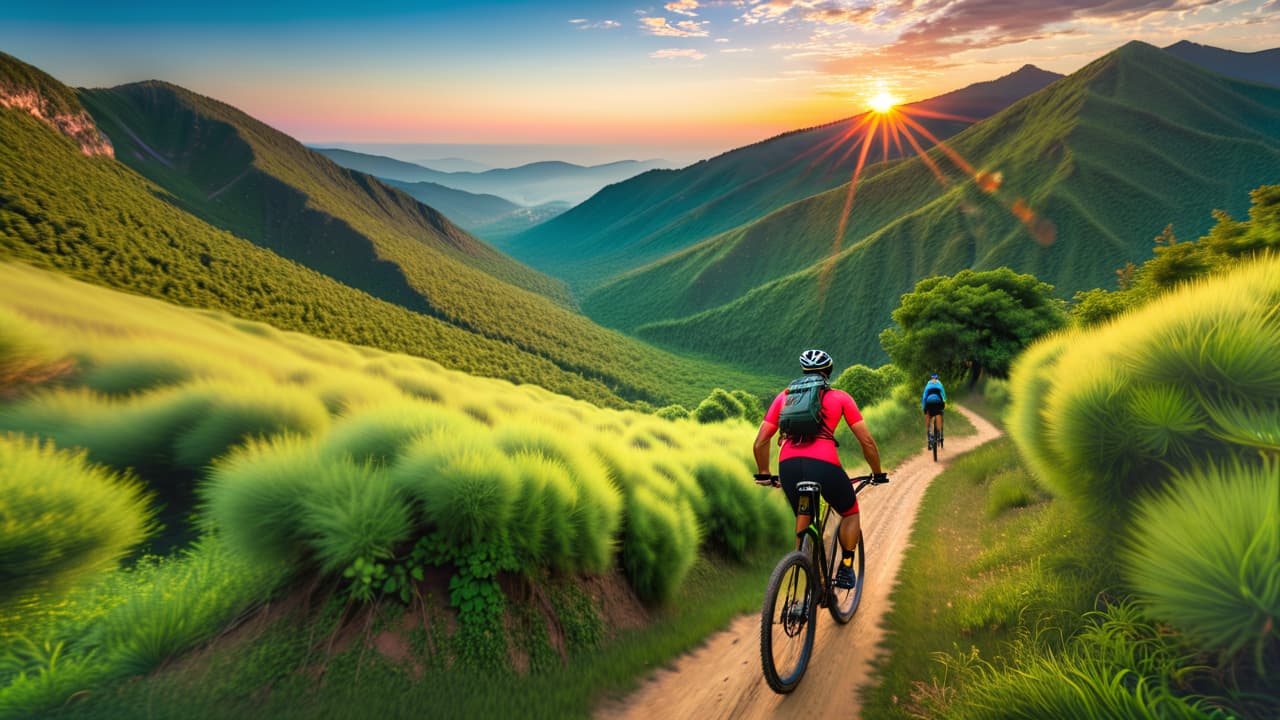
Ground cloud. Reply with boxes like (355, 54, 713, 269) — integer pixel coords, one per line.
(720, 47, 755, 52)
(665, 0, 702, 16)
(570, 18, 622, 29)
(642, 16, 712, 36)
(651, 48, 709, 59)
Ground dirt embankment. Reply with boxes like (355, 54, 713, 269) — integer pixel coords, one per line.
(597, 405, 1002, 720)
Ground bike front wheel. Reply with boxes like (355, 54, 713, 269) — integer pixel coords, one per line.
(760, 550, 817, 694)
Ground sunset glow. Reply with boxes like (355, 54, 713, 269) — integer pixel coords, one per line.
(2, 1, 1275, 165)
(868, 92, 900, 114)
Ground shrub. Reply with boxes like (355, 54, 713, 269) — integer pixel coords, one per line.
(171, 381, 330, 470)
(320, 402, 480, 467)
(1123, 459, 1280, 671)
(729, 390, 764, 425)
(300, 461, 413, 573)
(655, 404, 690, 421)
(692, 388, 745, 424)
(1012, 257, 1280, 528)
(832, 363, 897, 407)
(0, 435, 152, 609)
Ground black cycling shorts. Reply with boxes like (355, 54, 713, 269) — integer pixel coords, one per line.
(924, 399, 945, 417)
(779, 457, 859, 517)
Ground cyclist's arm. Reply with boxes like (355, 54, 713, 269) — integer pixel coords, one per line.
(940, 384, 948, 403)
(921, 386, 928, 411)
(849, 420, 883, 475)
(753, 421, 778, 474)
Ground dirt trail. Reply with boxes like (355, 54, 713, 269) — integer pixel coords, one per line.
(597, 405, 1002, 720)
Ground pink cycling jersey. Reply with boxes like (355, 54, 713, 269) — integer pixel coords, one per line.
(763, 387, 864, 465)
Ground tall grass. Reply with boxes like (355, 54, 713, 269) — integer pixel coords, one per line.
(951, 604, 1220, 720)
(0, 435, 152, 611)
(1123, 459, 1280, 671)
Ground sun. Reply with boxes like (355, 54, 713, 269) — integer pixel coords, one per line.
(868, 90, 900, 114)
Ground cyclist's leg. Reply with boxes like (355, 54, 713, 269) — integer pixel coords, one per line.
(808, 459, 859, 553)
(778, 458, 810, 549)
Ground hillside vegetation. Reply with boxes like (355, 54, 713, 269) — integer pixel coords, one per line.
(0, 52, 778, 408)
(0, 261, 796, 718)
(585, 42, 1280, 375)
(504, 65, 1060, 291)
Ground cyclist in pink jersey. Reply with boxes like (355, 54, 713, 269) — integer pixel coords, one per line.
(753, 349, 887, 589)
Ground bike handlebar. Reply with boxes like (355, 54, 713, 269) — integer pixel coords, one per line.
(754, 473, 890, 490)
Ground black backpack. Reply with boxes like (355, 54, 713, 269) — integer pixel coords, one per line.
(778, 375, 835, 445)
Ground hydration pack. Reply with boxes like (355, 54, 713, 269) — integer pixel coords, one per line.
(778, 375, 835, 445)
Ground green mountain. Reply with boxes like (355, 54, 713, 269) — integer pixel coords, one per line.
(315, 147, 670, 205)
(381, 177, 569, 242)
(584, 41, 1280, 376)
(0, 52, 776, 407)
(502, 64, 1062, 292)
(1164, 40, 1279, 87)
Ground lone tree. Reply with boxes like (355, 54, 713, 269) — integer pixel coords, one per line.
(880, 268, 1067, 383)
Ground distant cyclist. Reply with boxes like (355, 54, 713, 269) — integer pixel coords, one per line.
(753, 349, 888, 589)
(922, 372, 947, 447)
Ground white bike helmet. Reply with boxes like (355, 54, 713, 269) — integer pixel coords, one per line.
(799, 349, 833, 373)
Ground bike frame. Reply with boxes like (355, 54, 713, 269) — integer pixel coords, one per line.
(792, 476, 875, 606)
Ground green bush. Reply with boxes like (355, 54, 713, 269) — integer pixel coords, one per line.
(832, 363, 899, 407)
(319, 402, 480, 467)
(655, 404, 690, 420)
(301, 461, 413, 574)
(692, 388, 745, 424)
(729, 390, 764, 425)
(171, 381, 330, 470)
(201, 435, 326, 566)
(1123, 459, 1280, 670)
(0, 435, 152, 609)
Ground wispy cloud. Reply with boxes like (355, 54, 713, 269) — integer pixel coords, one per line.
(720, 47, 754, 52)
(642, 16, 712, 37)
(569, 18, 622, 30)
(665, 0, 702, 16)
(651, 48, 709, 59)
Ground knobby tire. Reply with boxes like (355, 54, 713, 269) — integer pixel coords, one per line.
(760, 550, 817, 694)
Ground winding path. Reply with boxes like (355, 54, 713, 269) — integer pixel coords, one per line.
(597, 404, 1002, 720)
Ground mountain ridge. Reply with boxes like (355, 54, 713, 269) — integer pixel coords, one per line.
(501, 63, 1065, 292)
(585, 40, 1280, 375)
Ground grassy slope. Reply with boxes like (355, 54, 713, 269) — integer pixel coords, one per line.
(0, 53, 780, 407)
(595, 42, 1280, 373)
(82, 84, 568, 307)
(0, 101, 774, 407)
(503, 68, 1059, 292)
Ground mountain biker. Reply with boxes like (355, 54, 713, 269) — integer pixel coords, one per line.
(753, 349, 888, 589)
(922, 372, 946, 446)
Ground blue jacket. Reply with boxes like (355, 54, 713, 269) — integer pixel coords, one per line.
(922, 379, 947, 410)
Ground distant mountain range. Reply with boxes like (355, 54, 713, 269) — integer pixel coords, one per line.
(314, 147, 670, 205)
(381, 177, 570, 242)
(500, 64, 1064, 292)
(574, 41, 1280, 372)
(0, 50, 775, 407)
(1163, 40, 1279, 87)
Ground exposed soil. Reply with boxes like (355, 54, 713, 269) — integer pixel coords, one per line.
(596, 405, 1002, 720)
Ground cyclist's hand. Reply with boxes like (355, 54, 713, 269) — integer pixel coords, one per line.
(871, 472, 890, 485)
(754, 473, 779, 487)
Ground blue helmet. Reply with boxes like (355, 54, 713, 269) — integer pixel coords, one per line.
(930, 372, 939, 379)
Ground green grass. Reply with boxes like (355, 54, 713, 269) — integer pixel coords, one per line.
(861, 438, 1112, 720)
(37, 551, 783, 720)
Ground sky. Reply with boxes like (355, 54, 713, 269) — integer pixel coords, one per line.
(3, 0, 1278, 165)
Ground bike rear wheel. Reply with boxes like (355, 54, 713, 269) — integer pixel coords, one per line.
(931, 431, 938, 462)
(825, 512, 866, 624)
(760, 550, 817, 694)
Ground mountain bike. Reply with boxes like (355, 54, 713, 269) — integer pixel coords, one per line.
(928, 427, 939, 461)
(758, 473, 885, 694)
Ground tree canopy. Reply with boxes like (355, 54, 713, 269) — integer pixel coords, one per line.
(880, 268, 1067, 383)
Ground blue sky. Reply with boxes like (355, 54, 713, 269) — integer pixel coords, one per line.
(3, 1, 1277, 163)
